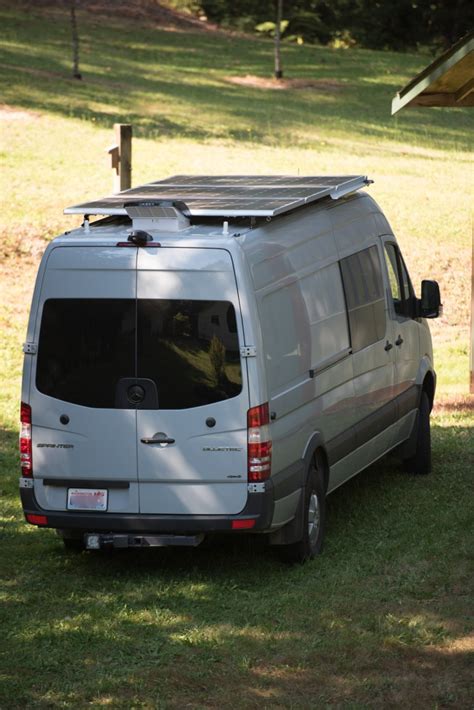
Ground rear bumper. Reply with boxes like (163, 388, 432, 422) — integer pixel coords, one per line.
(20, 483, 274, 534)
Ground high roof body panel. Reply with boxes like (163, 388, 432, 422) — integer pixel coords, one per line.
(64, 175, 370, 218)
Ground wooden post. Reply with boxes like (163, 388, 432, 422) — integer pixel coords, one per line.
(107, 124, 132, 193)
(274, 0, 283, 80)
(70, 0, 82, 80)
(470, 232, 474, 393)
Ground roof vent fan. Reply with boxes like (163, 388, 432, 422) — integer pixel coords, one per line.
(125, 201, 191, 232)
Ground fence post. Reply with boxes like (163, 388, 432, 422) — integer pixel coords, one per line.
(107, 123, 132, 193)
(470, 237, 474, 393)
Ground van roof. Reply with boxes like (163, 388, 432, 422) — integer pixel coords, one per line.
(65, 174, 371, 219)
(54, 217, 249, 248)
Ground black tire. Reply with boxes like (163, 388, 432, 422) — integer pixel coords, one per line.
(404, 391, 432, 475)
(278, 456, 326, 564)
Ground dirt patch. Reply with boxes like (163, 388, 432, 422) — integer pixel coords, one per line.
(0, 227, 48, 265)
(0, 104, 41, 121)
(225, 75, 346, 91)
(434, 394, 474, 415)
(0, 228, 48, 330)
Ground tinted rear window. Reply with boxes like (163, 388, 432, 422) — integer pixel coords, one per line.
(36, 299, 242, 409)
(36, 299, 135, 408)
(137, 300, 242, 409)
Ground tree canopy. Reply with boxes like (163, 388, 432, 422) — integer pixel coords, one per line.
(194, 0, 473, 51)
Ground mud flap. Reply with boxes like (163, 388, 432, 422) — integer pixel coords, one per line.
(267, 488, 304, 546)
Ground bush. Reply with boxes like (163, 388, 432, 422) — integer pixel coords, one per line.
(287, 10, 335, 45)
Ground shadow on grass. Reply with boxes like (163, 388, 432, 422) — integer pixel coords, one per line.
(1, 417, 472, 706)
(0, 7, 472, 152)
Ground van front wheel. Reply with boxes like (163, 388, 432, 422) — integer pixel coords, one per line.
(278, 460, 326, 564)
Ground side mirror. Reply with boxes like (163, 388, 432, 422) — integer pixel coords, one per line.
(421, 280, 442, 318)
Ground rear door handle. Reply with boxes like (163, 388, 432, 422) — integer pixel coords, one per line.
(141, 435, 175, 445)
(395, 335, 404, 346)
(384, 341, 393, 351)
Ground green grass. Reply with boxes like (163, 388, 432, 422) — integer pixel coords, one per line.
(2, 5, 472, 151)
(1, 3, 472, 338)
(1, 415, 473, 707)
(0, 3, 473, 707)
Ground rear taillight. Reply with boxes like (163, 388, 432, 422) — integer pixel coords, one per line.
(20, 402, 33, 477)
(26, 514, 48, 526)
(232, 519, 256, 530)
(247, 403, 272, 482)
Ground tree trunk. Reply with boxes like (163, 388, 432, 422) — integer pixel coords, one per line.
(71, 0, 82, 79)
(274, 0, 283, 80)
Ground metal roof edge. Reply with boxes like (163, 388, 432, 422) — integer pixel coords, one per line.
(391, 32, 474, 115)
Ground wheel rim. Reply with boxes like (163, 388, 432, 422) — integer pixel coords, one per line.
(307, 492, 320, 545)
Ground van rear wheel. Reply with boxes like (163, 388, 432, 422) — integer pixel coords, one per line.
(278, 458, 326, 564)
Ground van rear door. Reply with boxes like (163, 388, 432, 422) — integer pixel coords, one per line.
(136, 247, 249, 515)
(30, 246, 139, 514)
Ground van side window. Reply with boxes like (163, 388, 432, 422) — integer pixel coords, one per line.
(340, 246, 386, 352)
(260, 262, 350, 391)
(383, 244, 414, 317)
(384, 246, 401, 302)
(301, 262, 350, 364)
(399, 255, 413, 302)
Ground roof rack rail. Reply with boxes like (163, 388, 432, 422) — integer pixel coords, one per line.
(64, 174, 372, 220)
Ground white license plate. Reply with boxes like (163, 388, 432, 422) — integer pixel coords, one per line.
(67, 488, 108, 511)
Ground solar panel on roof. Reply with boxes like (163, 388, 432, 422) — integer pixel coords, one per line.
(153, 175, 361, 187)
(64, 175, 370, 218)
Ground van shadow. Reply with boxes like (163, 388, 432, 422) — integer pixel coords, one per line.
(2, 419, 472, 706)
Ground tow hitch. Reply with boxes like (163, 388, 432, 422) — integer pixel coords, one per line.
(85, 533, 205, 550)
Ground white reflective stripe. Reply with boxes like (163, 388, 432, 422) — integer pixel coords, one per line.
(249, 463, 271, 472)
(20, 422, 31, 438)
(248, 424, 271, 443)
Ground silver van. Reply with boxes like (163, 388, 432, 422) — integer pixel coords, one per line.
(19, 175, 441, 561)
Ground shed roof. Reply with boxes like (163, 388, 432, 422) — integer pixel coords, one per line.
(391, 32, 474, 114)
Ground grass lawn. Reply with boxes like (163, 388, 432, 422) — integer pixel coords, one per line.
(0, 2, 473, 707)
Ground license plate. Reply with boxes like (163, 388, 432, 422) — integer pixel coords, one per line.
(67, 488, 108, 511)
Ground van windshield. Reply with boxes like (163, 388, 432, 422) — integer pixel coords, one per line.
(36, 299, 242, 409)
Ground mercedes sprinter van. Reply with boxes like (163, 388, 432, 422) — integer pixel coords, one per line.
(19, 175, 441, 561)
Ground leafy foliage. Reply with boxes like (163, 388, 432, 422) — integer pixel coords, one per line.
(196, 0, 474, 50)
(255, 19, 289, 37)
